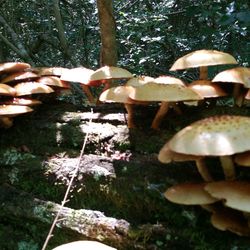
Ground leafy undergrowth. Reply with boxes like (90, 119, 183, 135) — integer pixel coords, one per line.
(0, 101, 250, 249)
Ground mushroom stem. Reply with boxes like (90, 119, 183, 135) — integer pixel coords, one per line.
(232, 84, 244, 107)
(0, 117, 13, 128)
(219, 155, 236, 180)
(124, 103, 136, 128)
(151, 101, 169, 130)
(195, 159, 213, 182)
(81, 85, 96, 104)
(170, 102, 182, 115)
(199, 66, 208, 80)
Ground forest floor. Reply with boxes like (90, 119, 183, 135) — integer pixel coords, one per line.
(0, 97, 250, 250)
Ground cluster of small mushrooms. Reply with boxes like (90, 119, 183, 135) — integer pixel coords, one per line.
(1, 49, 250, 242)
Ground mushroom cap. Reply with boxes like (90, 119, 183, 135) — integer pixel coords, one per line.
(1, 71, 39, 84)
(2, 97, 42, 106)
(212, 67, 250, 88)
(60, 67, 94, 84)
(211, 206, 250, 236)
(37, 76, 70, 88)
(158, 143, 203, 163)
(188, 80, 227, 98)
(234, 151, 250, 167)
(0, 84, 16, 96)
(0, 62, 31, 73)
(168, 115, 250, 156)
(170, 49, 237, 71)
(126, 76, 155, 87)
(52, 240, 116, 250)
(29, 67, 68, 76)
(128, 83, 202, 102)
(99, 85, 136, 104)
(164, 183, 218, 205)
(0, 105, 33, 117)
(205, 181, 250, 213)
(89, 66, 133, 82)
(14, 82, 54, 96)
(154, 76, 186, 86)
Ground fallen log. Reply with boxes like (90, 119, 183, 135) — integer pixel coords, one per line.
(0, 184, 129, 246)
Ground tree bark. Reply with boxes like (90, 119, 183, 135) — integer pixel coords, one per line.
(97, 0, 118, 66)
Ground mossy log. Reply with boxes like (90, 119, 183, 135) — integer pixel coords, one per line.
(0, 184, 129, 245)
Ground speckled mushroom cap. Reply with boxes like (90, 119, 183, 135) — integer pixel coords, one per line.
(125, 76, 155, 87)
(14, 82, 54, 96)
(89, 66, 133, 81)
(128, 83, 202, 102)
(205, 181, 250, 213)
(188, 80, 227, 98)
(60, 67, 94, 84)
(212, 67, 250, 88)
(0, 84, 16, 96)
(167, 115, 250, 156)
(99, 85, 136, 104)
(0, 62, 31, 73)
(211, 206, 250, 236)
(0, 105, 33, 117)
(52, 240, 117, 250)
(164, 183, 218, 205)
(170, 49, 237, 71)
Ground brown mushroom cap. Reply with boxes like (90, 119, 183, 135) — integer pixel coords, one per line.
(60, 67, 94, 84)
(37, 76, 70, 88)
(168, 115, 250, 156)
(212, 67, 250, 88)
(205, 181, 250, 213)
(211, 206, 250, 236)
(89, 66, 133, 82)
(128, 83, 202, 102)
(1, 72, 39, 84)
(154, 76, 186, 86)
(52, 240, 117, 250)
(0, 84, 16, 96)
(2, 98, 42, 106)
(188, 80, 227, 98)
(164, 183, 218, 205)
(0, 105, 33, 117)
(0, 62, 31, 73)
(28, 67, 68, 77)
(170, 49, 237, 71)
(14, 82, 54, 96)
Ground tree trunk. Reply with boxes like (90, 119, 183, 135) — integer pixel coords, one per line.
(97, 0, 118, 66)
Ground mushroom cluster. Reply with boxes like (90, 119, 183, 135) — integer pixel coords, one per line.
(159, 115, 250, 236)
(0, 62, 72, 128)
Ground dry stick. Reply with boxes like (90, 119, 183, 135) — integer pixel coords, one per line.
(41, 109, 94, 250)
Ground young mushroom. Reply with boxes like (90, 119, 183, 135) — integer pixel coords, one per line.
(212, 67, 250, 107)
(159, 115, 250, 181)
(0, 62, 31, 74)
(52, 240, 116, 250)
(170, 49, 238, 80)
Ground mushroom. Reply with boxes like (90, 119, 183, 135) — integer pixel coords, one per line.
(28, 66, 68, 77)
(0, 62, 31, 74)
(170, 49, 237, 80)
(0, 83, 16, 96)
(1, 98, 42, 106)
(60, 67, 96, 103)
(127, 76, 202, 129)
(210, 206, 250, 236)
(1, 71, 39, 85)
(212, 67, 250, 106)
(164, 182, 218, 205)
(234, 151, 250, 167)
(205, 181, 250, 213)
(14, 82, 54, 96)
(0, 104, 33, 128)
(159, 115, 250, 181)
(52, 240, 116, 250)
(88, 65, 133, 103)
